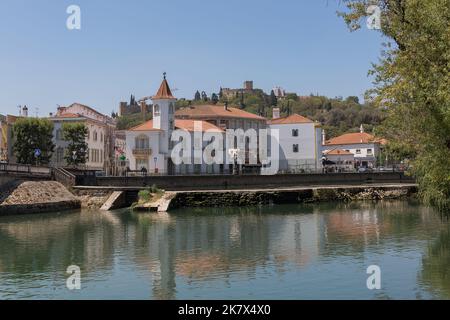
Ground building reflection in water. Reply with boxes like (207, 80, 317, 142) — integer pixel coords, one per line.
(0, 200, 447, 299)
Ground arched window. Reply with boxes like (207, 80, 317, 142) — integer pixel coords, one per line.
(93, 131, 98, 141)
(154, 104, 160, 116)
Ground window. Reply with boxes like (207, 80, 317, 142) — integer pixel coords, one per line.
(293, 144, 299, 153)
(169, 103, 174, 115)
(367, 149, 373, 155)
(86, 129, 90, 140)
(93, 131, 98, 142)
(356, 149, 361, 154)
(135, 135, 149, 149)
(292, 129, 299, 137)
(154, 104, 160, 116)
(56, 129, 63, 140)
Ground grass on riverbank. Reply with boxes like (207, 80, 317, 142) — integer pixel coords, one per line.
(132, 185, 164, 208)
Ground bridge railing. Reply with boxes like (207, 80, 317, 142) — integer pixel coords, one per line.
(0, 163, 52, 175)
(52, 167, 76, 188)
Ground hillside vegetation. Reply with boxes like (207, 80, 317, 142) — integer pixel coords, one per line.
(115, 92, 385, 139)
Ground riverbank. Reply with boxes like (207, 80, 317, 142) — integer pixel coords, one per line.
(130, 183, 418, 212)
(0, 181, 81, 215)
(0, 179, 418, 215)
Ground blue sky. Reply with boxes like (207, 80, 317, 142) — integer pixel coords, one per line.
(0, 0, 384, 117)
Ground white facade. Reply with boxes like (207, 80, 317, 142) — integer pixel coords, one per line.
(322, 143, 381, 168)
(268, 115, 323, 173)
(322, 128, 385, 169)
(124, 130, 167, 174)
(50, 103, 116, 171)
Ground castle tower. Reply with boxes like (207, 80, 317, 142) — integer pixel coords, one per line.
(152, 73, 176, 154)
(22, 105, 28, 117)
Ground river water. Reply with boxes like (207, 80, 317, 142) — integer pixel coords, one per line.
(0, 200, 449, 300)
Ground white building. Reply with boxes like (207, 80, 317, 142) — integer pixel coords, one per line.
(49, 103, 116, 171)
(124, 75, 328, 176)
(322, 126, 386, 169)
(268, 113, 323, 173)
(323, 149, 355, 172)
(126, 119, 224, 175)
(124, 76, 226, 175)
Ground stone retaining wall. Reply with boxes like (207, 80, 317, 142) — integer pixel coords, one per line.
(169, 185, 418, 210)
(0, 181, 81, 216)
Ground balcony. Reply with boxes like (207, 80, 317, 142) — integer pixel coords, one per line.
(132, 148, 152, 157)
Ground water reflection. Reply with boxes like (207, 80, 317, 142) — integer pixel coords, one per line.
(0, 201, 448, 299)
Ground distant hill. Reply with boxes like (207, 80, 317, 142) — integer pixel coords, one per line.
(115, 92, 385, 138)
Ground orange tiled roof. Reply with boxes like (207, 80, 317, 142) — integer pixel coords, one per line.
(175, 105, 266, 121)
(325, 132, 386, 145)
(268, 113, 313, 125)
(175, 119, 223, 132)
(129, 119, 223, 133)
(128, 120, 162, 131)
(325, 149, 354, 156)
(152, 79, 175, 100)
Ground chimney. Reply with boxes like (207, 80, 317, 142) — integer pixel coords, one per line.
(272, 107, 280, 119)
(22, 105, 28, 117)
(360, 124, 364, 133)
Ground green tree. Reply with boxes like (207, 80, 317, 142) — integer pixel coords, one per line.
(194, 91, 201, 101)
(340, 0, 450, 211)
(211, 93, 219, 104)
(13, 118, 55, 165)
(270, 90, 278, 106)
(62, 123, 88, 166)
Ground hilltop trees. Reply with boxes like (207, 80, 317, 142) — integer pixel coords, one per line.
(270, 90, 278, 107)
(211, 93, 219, 104)
(340, 0, 450, 211)
(13, 118, 55, 165)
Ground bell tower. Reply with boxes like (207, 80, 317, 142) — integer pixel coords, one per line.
(152, 73, 176, 154)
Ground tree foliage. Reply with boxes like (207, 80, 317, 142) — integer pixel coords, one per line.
(116, 112, 152, 130)
(62, 123, 88, 166)
(340, 0, 450, 211)
(13, 118, 55, 165)
(194, 90, 201, 101)
(270, 90, 278, 106)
